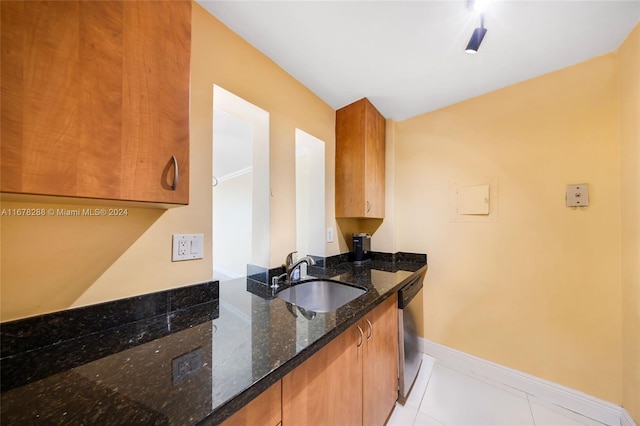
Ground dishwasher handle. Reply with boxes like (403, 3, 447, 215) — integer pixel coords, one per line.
(398, 272, 425, 309)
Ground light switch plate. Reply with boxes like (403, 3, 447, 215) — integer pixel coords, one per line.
(566, 184, 589, 207)
(327, 227, 334, 243)
(172, 234, 204, 261)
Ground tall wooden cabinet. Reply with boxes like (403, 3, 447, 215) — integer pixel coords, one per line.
(0, 0, 191, 205)
(335, 98, 386, 218)
(282, 294, 398, 426)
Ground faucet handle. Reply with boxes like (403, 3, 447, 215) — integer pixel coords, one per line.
(271, 273, 287, 289)
(285, 251, 297, 268)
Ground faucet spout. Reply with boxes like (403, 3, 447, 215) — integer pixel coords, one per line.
(285, 251, 297, 269)
(287, 256, 316, 282)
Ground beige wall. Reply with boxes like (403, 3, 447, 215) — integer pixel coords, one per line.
(394, 54, 623, 402)
(0, 3, 337, 321)
(618, 25, 640, 423)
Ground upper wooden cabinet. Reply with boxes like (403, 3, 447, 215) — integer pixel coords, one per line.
(335, 98, 386, 218)
(0, 0, 191, 205)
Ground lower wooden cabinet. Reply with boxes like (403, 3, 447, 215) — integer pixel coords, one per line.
(362, 294, 399, 425)
(282, 294, 398, 426)
(221, 381, 281, 426)
(282, 321, 363, 425)
(222, 295, 399, 426)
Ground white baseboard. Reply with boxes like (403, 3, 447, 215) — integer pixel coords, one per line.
(420, 338, 633, 426)
(622, 408, 637, 426)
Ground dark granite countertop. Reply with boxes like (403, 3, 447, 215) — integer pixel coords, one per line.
(0, 253, 427, 425)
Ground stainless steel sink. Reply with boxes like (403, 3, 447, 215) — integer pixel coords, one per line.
(276, 279, 367, 313)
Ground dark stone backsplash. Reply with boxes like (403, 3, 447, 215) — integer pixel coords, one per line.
(1, 281, 219, 392)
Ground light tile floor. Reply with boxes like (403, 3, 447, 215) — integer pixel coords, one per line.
(387, 355, 606, 426)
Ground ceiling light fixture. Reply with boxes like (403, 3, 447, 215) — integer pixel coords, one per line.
(467, 0, 490, 14)
(465, 14, 487, 54)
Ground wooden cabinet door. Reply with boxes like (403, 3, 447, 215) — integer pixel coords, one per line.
(1, 1, 118, 198)
(221, 381, 281, 426)
(362, 294, 399, 426)
(0, 1, 190, 205)
(282, 324, 363, 426)
(335, 98, 385, 218)
(336, 98, 366, 217)
(362, 99, 385, 218)
(119, 0, 190, 204)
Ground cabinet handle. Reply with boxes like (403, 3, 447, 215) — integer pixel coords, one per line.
(356, 325, 364, 348)
(366, 201, 371, 213)
(171, 155, 179, 191)
(365, 319, 373, 341)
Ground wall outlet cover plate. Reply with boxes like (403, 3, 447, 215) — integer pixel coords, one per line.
(566, 184, 589, 207)
(172, 234, 204, 261)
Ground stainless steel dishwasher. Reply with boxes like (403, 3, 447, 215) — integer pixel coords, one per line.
(397, 271, 425, 403)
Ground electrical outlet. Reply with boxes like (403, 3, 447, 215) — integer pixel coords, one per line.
(172, 348, 204, 385)
(178, 239, 188, 255)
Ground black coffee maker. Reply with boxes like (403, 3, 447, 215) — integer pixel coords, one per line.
(351, 233, 371, 265)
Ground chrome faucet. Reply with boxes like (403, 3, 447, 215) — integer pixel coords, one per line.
(286, 255, 316, 282)
(285, 251, 297, 270)
(271, 251, 316, 290)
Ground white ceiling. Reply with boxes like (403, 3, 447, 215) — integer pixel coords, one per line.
(197, 1, 640, 121)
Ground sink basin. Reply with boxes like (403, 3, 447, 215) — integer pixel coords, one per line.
(276, 279, 367, 313)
